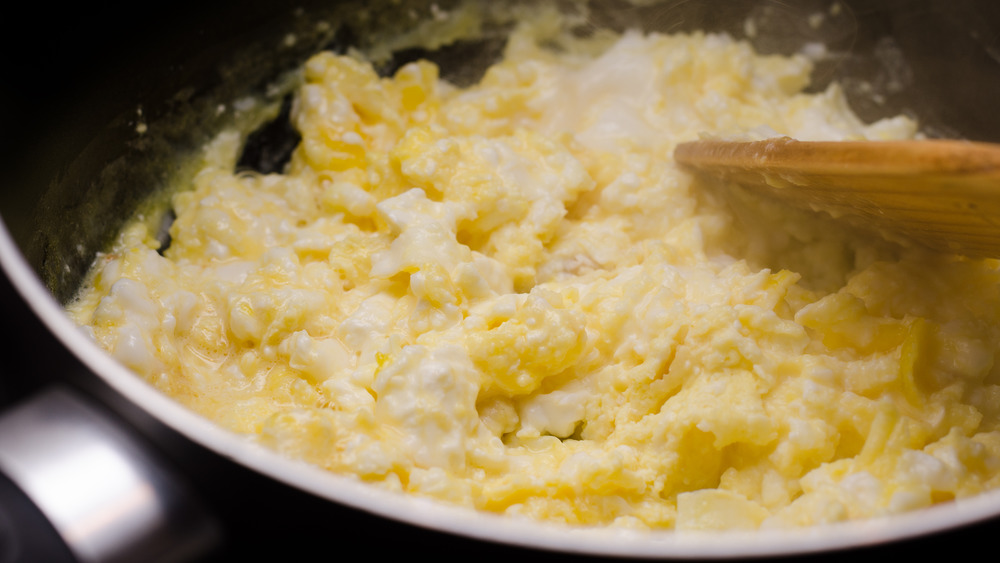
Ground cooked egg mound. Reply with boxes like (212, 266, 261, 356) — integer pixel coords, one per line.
(68, 27, 1000, 530)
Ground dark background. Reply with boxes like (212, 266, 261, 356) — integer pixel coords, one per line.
(3, 1, 1000, 561)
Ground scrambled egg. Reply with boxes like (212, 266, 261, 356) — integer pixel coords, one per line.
(68, 25, 1000, 530)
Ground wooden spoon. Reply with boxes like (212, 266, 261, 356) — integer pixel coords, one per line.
(673, 137, 1000, 258)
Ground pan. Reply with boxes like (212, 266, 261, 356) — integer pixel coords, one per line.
(2, 0, 1000, 560)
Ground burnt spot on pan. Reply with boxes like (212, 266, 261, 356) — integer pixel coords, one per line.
(154, 208, 176, 256)
(236, 94, 301, 175)
(321, 24, 361, 56)
(155, 93, 299, 257)
(233, 32, 509, 179)
(378, 36, 508, 87)
(318, 18, 510, 88)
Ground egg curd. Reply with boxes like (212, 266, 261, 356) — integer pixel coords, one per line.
(68, 27, 1000, 530)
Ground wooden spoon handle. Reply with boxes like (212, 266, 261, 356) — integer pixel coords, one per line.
(674, 137, 1000, 258)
